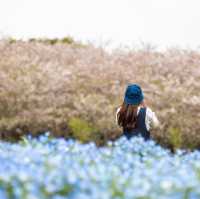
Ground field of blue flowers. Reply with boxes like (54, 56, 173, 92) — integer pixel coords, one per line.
(0, 133, 200, 199)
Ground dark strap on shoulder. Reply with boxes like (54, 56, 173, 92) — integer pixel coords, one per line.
(123, 107, 150, 140)
(136, 107, 147, 130)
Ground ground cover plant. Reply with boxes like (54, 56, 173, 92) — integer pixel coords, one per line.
(0, 134, 200, 199)
(0, 38, 200, 149)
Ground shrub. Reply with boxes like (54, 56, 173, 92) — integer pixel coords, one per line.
(68, 117, 98, 143)
(61, 37, 74, 44)
(168, 127, 182, 150)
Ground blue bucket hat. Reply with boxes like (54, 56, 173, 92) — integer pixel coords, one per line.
(124, 84, 144, 105)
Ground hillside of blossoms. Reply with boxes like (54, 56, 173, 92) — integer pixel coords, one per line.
(0, 38, 200, 149)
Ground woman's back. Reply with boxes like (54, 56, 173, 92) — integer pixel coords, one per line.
(116, 106, 159, 140)
(116, 84, 159, 140)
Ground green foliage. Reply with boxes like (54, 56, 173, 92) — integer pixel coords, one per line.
(46, 38, 59, 45)
(41, 184, 73, 198)
(37, 38, 59, 45)
(111, 184, 124, 198)
(0, 179, 15, 199)
(168, 127, 182, 149)
(68, 117, 98, 143)
(8, 38, 17, 44)
(61, 37, 74, 44)
(28, 36, 76, 45)
(183, 187, 193, 199)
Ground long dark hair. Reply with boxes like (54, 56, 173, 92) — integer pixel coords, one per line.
(117, 102, 139, 132)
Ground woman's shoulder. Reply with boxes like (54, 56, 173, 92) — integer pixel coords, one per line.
(138, 106, 153, 114)
(144, 106, 159, 128)
(145, 106, 154, 114)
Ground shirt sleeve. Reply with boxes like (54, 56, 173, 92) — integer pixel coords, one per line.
(145, 107, 159, 131)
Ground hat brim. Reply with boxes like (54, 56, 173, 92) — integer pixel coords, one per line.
(124, 95, 144, 105)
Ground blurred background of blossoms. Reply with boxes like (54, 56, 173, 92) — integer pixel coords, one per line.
(0, 38, 200, 149)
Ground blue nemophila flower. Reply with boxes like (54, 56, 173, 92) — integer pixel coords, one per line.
(0, 134, 200, 198)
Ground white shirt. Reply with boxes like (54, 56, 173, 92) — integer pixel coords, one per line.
(115, 106, 159, 131)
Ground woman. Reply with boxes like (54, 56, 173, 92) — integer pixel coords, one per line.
(116, 84, 159, 140)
